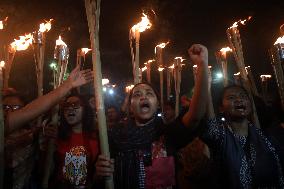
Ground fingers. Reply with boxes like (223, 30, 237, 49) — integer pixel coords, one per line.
(96, 155, 114, 177)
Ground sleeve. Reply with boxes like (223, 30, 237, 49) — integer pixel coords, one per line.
(200, 118, 226, 149)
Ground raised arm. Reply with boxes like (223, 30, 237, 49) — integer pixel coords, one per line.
(182, 44, 208, 129)
(7, 66, 93, 133)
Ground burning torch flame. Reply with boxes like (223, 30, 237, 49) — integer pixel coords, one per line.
(39, 19, 53, 33)
(220, 47, 232, 56)
(0, 17, 8, 30)
(102, 78, 109, 86)
(10, 33, 33, 51)
(144, 59, 155, 65)
(155, 41, 170, 54)
(131, 13, 152, 34)
(274, 36, 284, 45)
(260, 75, 272, 79)
(126, 84, 134, 93)
(81, 48, 92, 55)
(0, 61, 5, 68)
(158, 67, 164, 72)
(141, 66, 147, 72)
(234, 72, 240, 76)
(56, 36, 67, 47)
(175, 57, 186, 62)
(168, 64, 175, 69)
(229, 16, 252, 29)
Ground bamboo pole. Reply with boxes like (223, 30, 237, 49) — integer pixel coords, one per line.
(245, 66, 259, 97)
(174, 59, 182, 117)
(134, 31, 140, 84)
(166, 68, 172, 100)
(215, 52, 229, 86)
(227, 26, 260, 128)
(0, 64, 4, 189)
(3, 46, 15, 89)
(146, 62, 151, 83)
(85, 0, 113, 188)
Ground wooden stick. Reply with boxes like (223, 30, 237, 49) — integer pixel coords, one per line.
(85, 0, 113, 188)
(166, 68, 172, 100)
(0, 66, 4, 189)
(215, 52, 229, 86)
(134, 30, 140, 84)
(245, 66, 259, 97)
(146, 63, 151, 83)
(174, 59, 181, 117)
(227, 27, 260, 128)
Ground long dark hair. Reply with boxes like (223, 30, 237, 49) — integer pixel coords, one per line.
(58, 92, 96, 140)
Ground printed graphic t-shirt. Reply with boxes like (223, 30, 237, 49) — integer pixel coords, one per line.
(56, 132, 99, 188)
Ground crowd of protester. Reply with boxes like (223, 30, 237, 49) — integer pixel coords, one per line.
(2, 44, 284, 189)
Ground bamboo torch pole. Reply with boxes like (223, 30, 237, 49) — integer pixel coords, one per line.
(85, 0, 114, 188)
(0, 61, 5, 189)
(227, 18, 260, 128)
(167, 64, 174, 100)
(216, 47, 232, 87)
(245, 66, 260, 97)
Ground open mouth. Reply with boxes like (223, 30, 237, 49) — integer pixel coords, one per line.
(234, 104, 246, 112)
(140, 101, 150, 113)
(67, 112, 76, 117)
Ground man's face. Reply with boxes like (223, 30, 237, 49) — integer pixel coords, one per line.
(107, 107, 118, 122)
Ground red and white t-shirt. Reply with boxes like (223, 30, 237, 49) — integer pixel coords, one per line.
(56, 133, 99, 188)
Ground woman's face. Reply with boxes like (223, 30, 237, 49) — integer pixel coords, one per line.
(221, 87, 252, 120)
(130, 84, 158, 124)
(63, 96, 84, 126)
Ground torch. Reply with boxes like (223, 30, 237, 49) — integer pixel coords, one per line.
(234, 72, 241, 85)
(4, 33, 33, 89)
(226, 16, 260, 128)
(0, 60, 5, 188)
(216, 47, 232, 86)
(245, 66, 259, 97)
(140, 65, 147, 82)
(167, 63, 174, 100)
(32, 19, 52, 97)
(260, 75, 272, 104)
(0, 17, 8, 30)
(85, 0, 113, 188)
(144, 59, 154, 83)
(130, 13, 152, 84)
(269, 36, 284, 110)
(174, 57, 185, 117)
(77, 47, 91, 69)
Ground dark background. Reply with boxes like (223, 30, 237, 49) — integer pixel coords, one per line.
(0, 0, 283, 105)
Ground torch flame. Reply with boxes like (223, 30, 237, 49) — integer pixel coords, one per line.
(229, 16, 252, 29)
(234, 72, 240, 76)
(158, 67, 164, 72)
(144, 59, 155, 65)
(39, 19, 53, 33)
(126, 84, 134, 93)
(56, 36, 67, 47)
(0, 17, 8, 30)
(81, 48, 92, 55)
(168, 64, 175, 69)
(260, 75, 272, 79)
(175, 57, 185, 62)
(141, 66, 147, 72)
(102, 78, 109, 86)
(220, 47, 232, 56)
(131, 13, 152, 33)
(0, 61, 5, 68)
(193, 65, 197, 68)
(274, 36, 284, 45)
(155, 41, 170, 54)
(10, 33, 33, 51)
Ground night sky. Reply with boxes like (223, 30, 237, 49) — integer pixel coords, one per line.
(0, 0, 284, 103)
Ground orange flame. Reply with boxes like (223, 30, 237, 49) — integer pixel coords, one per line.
(0, 60, 5, 68)
(141, 66, 147, 72)
(0, 17, 8, 30)
(193, 65, 197, 68)
(102, 78, 109, 86)
(274, 36, 284, 45)
(168, 64, 175, 69)
(56, 36, 67, 47)
(175, 57, 185, 62)
(260, 75, 272, 79)
(81, 48, 92, 55)
(10, 33, 33, 51)
(234, 72, 240, 76)
(155, 41, 169, 54)
(158, 67, 164, 72)
(39, 19, 53, 33)
(229, 16, 252, 29)
(131, 13, 152, 33)
(144, 59, 155, 65)
(220, 47, 232, 56)
(126, 84, 134, 93)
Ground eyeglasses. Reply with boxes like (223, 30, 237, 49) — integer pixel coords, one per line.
(3, 104, 23, 111)
(62, 101, 82, 110)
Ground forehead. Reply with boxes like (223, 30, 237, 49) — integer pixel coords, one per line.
(224, 87, 248, 96)
(3, 96, 24, 105)
(132, 84, 155, 93)
(66, 96, 81, 103)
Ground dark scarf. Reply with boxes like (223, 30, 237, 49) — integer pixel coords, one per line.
(109, 117, 164, 189)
